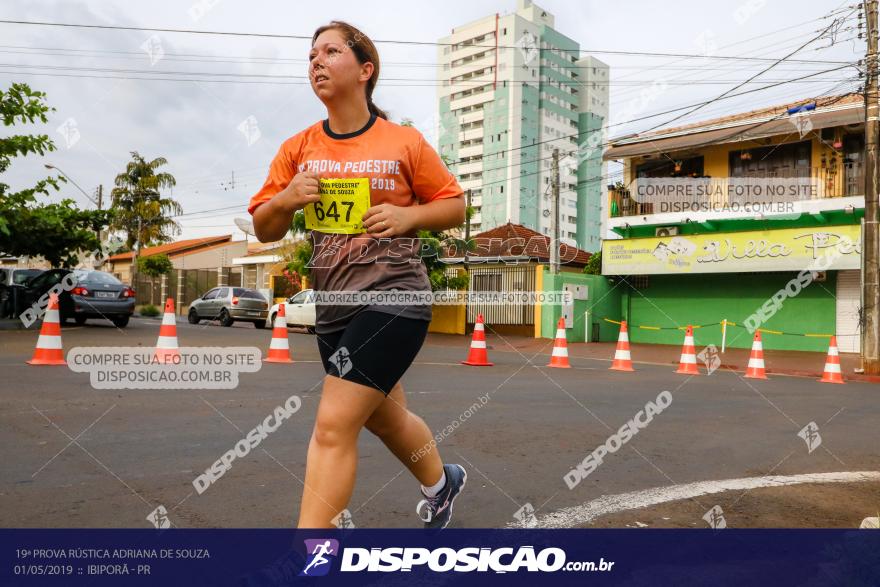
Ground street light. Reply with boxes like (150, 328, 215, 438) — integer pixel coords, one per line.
(45, 163, 104, 254)
(44, 164, 99, 207)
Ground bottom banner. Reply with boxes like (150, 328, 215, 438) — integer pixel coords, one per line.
(1, 529, 878, 586)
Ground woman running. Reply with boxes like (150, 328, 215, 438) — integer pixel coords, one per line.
(249, 21, 467, 529)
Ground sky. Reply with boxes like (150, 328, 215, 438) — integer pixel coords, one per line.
(0, 0, 862, 243)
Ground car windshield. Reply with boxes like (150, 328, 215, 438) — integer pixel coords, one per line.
(233, 288, 265, 300)
(73, 270, 122, 285)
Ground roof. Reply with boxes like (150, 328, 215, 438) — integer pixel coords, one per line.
(106, 235, 233, 262)
(443, 222, 592, 267)
(604, 93, 864, 160)
(245, 240, 285, 256)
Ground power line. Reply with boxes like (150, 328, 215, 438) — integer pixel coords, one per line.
(0, 61, 854, 86)
(441, 63, 857, 168)
(639, 9, 857, 134)
(0, 18, 854, 65)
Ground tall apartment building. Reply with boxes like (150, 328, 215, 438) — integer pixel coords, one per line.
(436, 0, 609, 251)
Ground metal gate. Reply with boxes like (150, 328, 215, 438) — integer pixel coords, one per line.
(460, 264, 536, 325)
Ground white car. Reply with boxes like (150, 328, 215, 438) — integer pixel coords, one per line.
(266, 288, 316, 333)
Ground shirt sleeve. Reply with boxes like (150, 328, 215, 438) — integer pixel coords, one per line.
(411, 134, 464, 204)
(248, 140, 297, 215)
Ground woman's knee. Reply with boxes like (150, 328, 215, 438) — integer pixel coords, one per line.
(312, 414, 359, 448)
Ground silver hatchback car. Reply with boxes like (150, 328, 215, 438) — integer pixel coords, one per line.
(187, 286, 269, 328)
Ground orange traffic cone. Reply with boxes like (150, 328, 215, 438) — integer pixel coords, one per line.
(609, 320, 634, 372)
(26, 293, 66, 365)
(744, 331, 767, 379)
(265, 303, 293, 363)
(547, 317, 571, 368)
(461, 313, 493, 366)
(675, 325, 700, 375)
(155, 297, 180, 363)
(818, 336, 844, 384)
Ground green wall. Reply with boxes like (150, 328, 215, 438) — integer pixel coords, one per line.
(539, 268, 622, 342)
(620, 272, 838, 352)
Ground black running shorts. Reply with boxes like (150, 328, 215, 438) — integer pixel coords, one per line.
(316, 310, 430, 395)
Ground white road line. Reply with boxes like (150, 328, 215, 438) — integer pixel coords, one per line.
(511, 471, 880, 528)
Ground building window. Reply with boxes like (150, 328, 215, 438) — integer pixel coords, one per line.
(636, 156, 705, 178)
(729, 140, 811, 178)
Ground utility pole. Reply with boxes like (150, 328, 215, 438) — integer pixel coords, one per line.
(464, 189, 471, 268)
(131, 217, 142, 291)
(863, 0, 880, 374)
(551, 148, 560, 274)
(96, 184, 104, 243)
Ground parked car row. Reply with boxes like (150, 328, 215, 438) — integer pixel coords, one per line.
(187, 287, 317, 332)
(3, 265, 318, 334)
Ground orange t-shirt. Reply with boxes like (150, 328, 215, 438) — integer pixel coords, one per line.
(248, 114, 464, 333)
(248, 115, 462, 215)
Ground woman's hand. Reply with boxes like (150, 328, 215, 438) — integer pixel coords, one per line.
(362, 203, 418, 238)
(252, 171, 322, 242)
(275, 170, 322, 212)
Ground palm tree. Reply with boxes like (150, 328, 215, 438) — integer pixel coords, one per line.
(110, 151, 181, 248)
(109, 151, 181, 287)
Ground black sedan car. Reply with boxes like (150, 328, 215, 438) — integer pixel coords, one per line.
(22, 269, 136, 327)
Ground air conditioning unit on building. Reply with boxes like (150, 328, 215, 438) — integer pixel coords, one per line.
(655, 226, 679, 237)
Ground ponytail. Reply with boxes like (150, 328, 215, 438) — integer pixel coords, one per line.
(367, 96, 388, 120)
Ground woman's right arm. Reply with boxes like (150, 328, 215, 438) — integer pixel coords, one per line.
(252, 171, 321, 242)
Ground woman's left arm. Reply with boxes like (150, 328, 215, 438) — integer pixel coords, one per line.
(363, 195, 465, 238)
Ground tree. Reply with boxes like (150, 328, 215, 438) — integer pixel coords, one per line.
(0, 83, 111, 267)
(109, 151, 181, 286)
(110, 152, 181, 248)
(583, 250, 602, 275)
(137, 253, 173, 305)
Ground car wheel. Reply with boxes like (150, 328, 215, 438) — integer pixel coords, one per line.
(74, 315, 87, 326)
(187, 308, 201, 324)
(219, 308, 234, 327)
(112, 315, 130, 328)
(255, 320, 269, 329)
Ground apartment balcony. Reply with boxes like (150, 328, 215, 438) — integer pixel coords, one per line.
(449, 52, 496, 75)
(459, 144, 483, 159)
(607, 165, 865, 227)
(458, 160, 483, 175)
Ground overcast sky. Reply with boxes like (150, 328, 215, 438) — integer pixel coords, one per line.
(0, 0, 860, 243)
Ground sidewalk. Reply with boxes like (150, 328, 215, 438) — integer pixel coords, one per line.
(427, 332, 880, 383)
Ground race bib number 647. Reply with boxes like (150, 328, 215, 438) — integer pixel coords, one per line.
(304, 178, 371, 234)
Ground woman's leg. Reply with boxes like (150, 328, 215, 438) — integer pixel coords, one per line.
(297, 374, 386, 528)
(364, 382, 444, 487)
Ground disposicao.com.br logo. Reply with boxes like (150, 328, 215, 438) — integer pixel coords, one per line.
(299, 540, 614, 575)
(300, 539, 339, 577)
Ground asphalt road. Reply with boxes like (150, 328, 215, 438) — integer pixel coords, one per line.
(1, 316, 878, 529)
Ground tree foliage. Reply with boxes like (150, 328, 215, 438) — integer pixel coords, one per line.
(0, 83, 111, 267)
(137, 253, 173, 277)
(583, 250, 602, 275)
